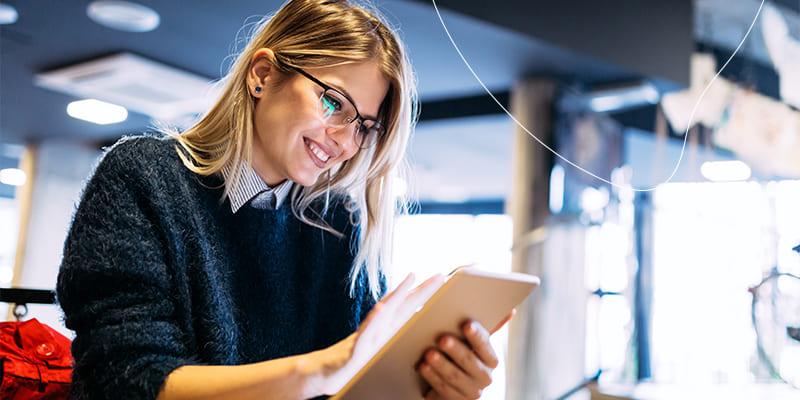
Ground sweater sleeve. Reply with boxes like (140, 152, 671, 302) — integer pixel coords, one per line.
(57, 139, 197, 400)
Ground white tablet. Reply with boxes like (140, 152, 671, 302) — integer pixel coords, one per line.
(331, 267, 539, 400)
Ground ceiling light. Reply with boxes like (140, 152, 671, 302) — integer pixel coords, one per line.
(700, 160, 751, 182)
(588, 82, 660, 113)
(0, 3, 18, 25)
(36, 53, 214, 122)
(580, 187, 609, 212)
(0, 168, 26, 186)
(67, 99, 128, 125)
(549, 164, 565, 214)
(560, 81, 662, 113)
(87, 1, 160, 32)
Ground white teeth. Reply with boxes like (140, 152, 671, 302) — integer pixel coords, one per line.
(307, 141, 330, 162)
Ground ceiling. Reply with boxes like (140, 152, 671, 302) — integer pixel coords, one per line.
(0, 0, 675, 144)
(0, 0, 796, 202)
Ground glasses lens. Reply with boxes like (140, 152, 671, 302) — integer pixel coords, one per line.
(319, 89, 356, 127)
(317, 87, 383, 149)
(357, 120, 383, 149)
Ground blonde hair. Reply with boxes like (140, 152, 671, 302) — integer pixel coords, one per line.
(174, 0, 417, 299)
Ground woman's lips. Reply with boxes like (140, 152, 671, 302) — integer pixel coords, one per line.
(304, 138, 333, 168)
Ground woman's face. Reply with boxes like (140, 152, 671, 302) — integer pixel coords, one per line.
(249, 54, 389, 187)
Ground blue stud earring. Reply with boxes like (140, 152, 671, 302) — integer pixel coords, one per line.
(255, 86, 262, 93)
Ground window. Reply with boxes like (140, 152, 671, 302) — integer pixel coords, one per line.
(649, 180, 800, 385)
(392, 213, 512, 400)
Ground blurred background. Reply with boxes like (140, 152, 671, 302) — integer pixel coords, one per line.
(1, 0, 799, 399)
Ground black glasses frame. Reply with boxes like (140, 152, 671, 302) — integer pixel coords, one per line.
(292, 67, 384, 148)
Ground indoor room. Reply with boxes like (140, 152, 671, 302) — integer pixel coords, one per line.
(0, 0, 798, 399)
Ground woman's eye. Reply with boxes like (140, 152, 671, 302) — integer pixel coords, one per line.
(322, 94, 343, 112)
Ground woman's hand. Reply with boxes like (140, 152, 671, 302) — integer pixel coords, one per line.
(159, 275, 447, 400)
(311, 273, 445, 395)
(419, 312, 515, 400)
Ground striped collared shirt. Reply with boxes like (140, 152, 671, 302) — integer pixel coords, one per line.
(220, 162, 293, 213)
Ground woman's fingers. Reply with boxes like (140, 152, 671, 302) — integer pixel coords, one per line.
(361, 273, 416, 325)
(383, 273, 444, 321)
(435, 335, 492, 388)
(378, 272, 442, 313)
(402, 273, 444, 312)
(463, 321, 498, 369)
(358, 273, 444, 353)
(419, 350, 482, 400)
(380, 273, 417, 304)
(382, 273, 444, 344)
(337, 274, 455, 397)
(419, 322, 498, 400)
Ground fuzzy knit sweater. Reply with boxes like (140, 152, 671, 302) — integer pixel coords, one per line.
(56, 136, 380, 400)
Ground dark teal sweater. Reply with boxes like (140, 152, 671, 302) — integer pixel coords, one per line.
(56, 136, 380, 400)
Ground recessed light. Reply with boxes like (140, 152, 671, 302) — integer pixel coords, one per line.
(549, 164, 565, 214)
(700, 160, 752, 182)
(0, 168, 26, 186)
(588, 82, 660, 113)
(0, 3, 18, 25)
(87, 1, 160, 32)
(67, 99, 128, 125)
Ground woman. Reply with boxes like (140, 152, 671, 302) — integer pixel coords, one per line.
(56, 0, 503, 399)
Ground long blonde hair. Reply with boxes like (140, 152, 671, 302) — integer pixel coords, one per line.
(174, 0, 417, 299)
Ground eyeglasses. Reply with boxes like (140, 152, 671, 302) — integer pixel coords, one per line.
(293, 67, 384, 149)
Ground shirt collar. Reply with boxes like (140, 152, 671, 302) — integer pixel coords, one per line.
(220, 162, 293, 213)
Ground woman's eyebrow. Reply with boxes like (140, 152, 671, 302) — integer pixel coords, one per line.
(324, 79, 379, 120)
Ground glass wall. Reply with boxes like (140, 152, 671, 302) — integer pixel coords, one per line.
(393, 213, 513, 400)
(649, 180, 800, 386)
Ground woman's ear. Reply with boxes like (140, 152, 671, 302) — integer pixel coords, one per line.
(248, 48, 277, 98)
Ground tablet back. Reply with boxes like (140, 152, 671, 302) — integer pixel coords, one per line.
(331, 268, 539, 400)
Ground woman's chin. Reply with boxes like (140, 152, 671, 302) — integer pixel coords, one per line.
(293, 171, 324, 188)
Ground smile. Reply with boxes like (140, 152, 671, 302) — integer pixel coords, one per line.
(305, 138, 332, 164)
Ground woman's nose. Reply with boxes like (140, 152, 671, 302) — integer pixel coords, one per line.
(325, 124, 358, 150)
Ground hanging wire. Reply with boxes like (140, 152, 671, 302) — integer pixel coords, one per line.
(749, 270, 800, 388)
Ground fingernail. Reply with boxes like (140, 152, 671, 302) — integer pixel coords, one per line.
(401, 273, 415, 287)
(441, 336, 451, 348)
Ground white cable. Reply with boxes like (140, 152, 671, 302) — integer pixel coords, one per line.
(430, 0, 765, 191)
